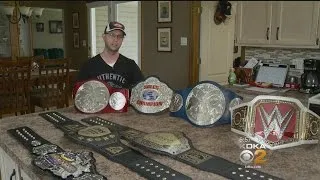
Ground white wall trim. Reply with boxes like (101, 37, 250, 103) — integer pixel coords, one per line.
(138, 1, 141, 68)
(86, 1, 109, 8)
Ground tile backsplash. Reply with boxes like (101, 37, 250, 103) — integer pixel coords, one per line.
(244, 47, 320, 77)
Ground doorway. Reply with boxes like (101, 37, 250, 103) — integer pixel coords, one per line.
(190, 1, 236, 85)
(86, 1, 141, 67)
(31, 8, 65, 59)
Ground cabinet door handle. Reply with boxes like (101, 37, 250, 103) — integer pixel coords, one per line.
(316, 38, 319, 45)
(10, 169, 16, 180)
(276, 27, 279, 40)
(266, 27, 270, 40)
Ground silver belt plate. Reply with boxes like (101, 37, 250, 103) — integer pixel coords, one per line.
(130, 77, 173, 113)
(186, 83, 226, 126)
(74, 80, 110, 113)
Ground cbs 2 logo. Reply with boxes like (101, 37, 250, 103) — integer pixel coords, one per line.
(239, 149, 267, 165)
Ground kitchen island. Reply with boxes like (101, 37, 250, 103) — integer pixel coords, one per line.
(0, 88, 319, 180)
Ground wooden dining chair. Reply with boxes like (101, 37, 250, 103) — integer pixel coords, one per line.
(0, 59, 32, 118)
(30, 58, 70, 112)
(17, 55, 44, 71)
(0, 57, 13, 61)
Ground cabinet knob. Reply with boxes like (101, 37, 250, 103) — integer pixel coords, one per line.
(266, 27, 270, 40)
(276, 27, 279, 40)
(9, 169, 16, 180)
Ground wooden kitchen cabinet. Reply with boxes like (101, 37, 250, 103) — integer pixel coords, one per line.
(274, 1, 319, 46)
(0, 147, 20, 180)
(235, 1, 272, 45)
(236, 1, 320, 48)
(19, 168, 32, 180)
(0, 147, 32, 180)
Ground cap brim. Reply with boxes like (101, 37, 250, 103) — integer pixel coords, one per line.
(107, 28, 126, 35)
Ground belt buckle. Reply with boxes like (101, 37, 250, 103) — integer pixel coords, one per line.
(73, 79, 129, 113)
(231, 95, 320, 150)
(34, 151, 94, 179)
(170, 81, 243, 127)
(130, 76, 173, 114)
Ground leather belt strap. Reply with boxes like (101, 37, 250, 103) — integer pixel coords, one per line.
(39, 112, 191, 180)
(82, 116, 284, 180)
(8, 126, 106, 180)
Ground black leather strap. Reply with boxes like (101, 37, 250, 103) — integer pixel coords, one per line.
(7, 126, 107, 180)
(178, 150, 281, 180)
(39, 111, 192, 180)
(8, 126, 64, 154)
(97, 143, 189, 180)
(82, 116, 283, 180)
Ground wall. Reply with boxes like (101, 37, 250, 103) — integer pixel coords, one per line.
(141, 1, 191, 89)
(63, 1, 88, 70)
(31, 8, 64, 49)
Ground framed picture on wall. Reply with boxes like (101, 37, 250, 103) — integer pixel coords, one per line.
(73, 32, 80, 48)
(157, 1, 172, 23)
(49, 21, 63, 33)
(72, 12, 80, 28)
(36, 23, 44, 32)
(157, 27, 171, 52)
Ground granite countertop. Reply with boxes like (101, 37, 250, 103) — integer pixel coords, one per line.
(1, 106, 320, 180)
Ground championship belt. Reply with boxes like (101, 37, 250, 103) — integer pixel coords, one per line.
(39, 111, 192, 180)
(130, 76, 173, 114)
(73, 79, 129, 114)
(169, 81, 243, 127)
(7, 126, 106, 180)
(230, 95, 320, 150)
(81, 117, 283, 180)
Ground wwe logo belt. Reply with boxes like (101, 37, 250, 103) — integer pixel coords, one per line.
(230, 95, 320, 150)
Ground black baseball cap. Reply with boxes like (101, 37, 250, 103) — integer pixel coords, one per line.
(104, 21, 126, 36)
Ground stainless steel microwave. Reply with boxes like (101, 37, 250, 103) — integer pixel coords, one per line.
(308, 93, 320, 116)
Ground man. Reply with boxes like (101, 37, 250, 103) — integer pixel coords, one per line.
(77, 21, 144, 89)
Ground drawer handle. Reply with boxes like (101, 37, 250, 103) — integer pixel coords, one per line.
(10, 169, 16, 180)
(276, 27, 279, 40)
(266, 27, 270, 40)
